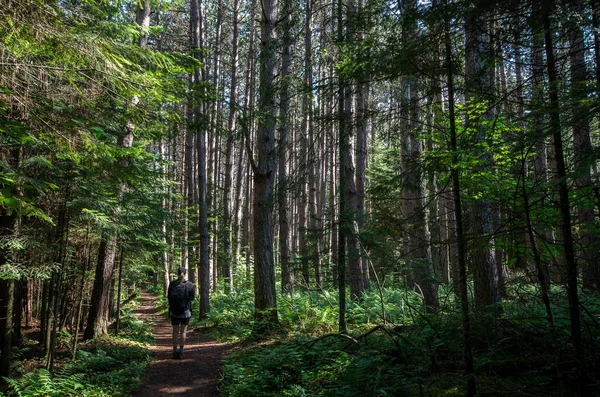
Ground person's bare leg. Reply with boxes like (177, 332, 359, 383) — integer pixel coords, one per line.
(178, 324, 188, 357)
(172, 325, 179, 358)
(179, 325, 188, 346)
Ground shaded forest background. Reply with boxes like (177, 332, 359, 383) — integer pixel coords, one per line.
(1, 0, 600, 395)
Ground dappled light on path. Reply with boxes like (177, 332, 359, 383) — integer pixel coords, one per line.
(133, 291, 228, 397)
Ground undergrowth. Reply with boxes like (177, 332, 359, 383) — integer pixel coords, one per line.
(204, 283, 599, 396)
(1, 301, 153, 397)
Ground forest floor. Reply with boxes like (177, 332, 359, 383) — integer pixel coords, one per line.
(132, 291, 229, 397)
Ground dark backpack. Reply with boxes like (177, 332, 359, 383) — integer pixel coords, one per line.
(168, 281, 190, 315)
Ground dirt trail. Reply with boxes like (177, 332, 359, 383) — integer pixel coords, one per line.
(133, 291, 228, 397)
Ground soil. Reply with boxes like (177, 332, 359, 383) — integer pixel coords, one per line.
(133, 291, 229, 397)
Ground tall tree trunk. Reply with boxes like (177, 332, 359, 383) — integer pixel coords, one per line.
(191, 0, 210, 318)
(568, 0, 599, 290)
(208, 0, 223, 292)
(72, 229, 92, 359)
(589, 0, 600, 251)
(0, 196, 16, 380)
(543, 0, 584, 381)
(244, 165, 252, 287)
(530, 14, 554, 285)
(400, 0, 438, 311)
(24, 279, 33, 328)
(233, 137, 246, 266)
(211, 133, 220, 292)
(428, 2, 447, 283)
(304, 0, 321, 288)
(279, 0, 293, 294)
(160, 139, 170, 296)
(0, 280, 14, 381)
(444, 2, 476, 394)
(235, 9, 256, 267)
(39, 279, 50, 349)
(511, 21, 531, 284)
(299, 111, 309, 287)
(464, 0, 500, 310)
(48, 194, 69, 372)
(185, 102, 197, 285)
(355, 0, 369, 291)
(330, 122, 338, 287)
(593, 0, 600, 99)
(252, 0, 278, 324)
(337, 0, 347, 332)
(240, 0, 257, 287)
(84, 236, 116, 339)
(343, 0, 364, 300)
(222, 0, 241, 294)
(114, 248, 124, 335)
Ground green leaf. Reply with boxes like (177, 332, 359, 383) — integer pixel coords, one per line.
(88, 125, 106, 140)
(1, 196, 18, 209)
(1, 187, 13, 198)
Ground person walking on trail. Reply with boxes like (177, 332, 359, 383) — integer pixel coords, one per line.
(168, 267, 195, 359)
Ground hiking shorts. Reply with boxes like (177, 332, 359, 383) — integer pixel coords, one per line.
(171, 316, 190, 326)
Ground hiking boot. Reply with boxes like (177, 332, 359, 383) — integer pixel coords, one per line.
(178, 348, 184, 359)
(172, 350, 179, 359)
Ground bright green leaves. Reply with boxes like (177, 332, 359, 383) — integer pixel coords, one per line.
(0, 0, 191, 291)
(88, 125, 106, 140)
(0, 186, 54, 224)
(0, 186, 18, 209)
(424, 100, 523, 201)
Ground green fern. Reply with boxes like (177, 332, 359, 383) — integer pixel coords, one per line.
(9, 369, 80, 397)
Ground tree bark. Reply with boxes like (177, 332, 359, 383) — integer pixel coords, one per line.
(355, 0, 369, 291)
(221, 0, 241, 294)
(84, 237, 116, 339)
(190, 0, 210, 319)
(278, 0, 293, 294)
(0, 198, 16, 379)
(530, 13, 554, 285)
(337, 0, 347, 332)
(400, 0, 438, 311)
(444, 2, 476, 394)
(543, 0, 584, 379)
(464, 0, 500, 310)
(0, 280, 14, 381)
(185, 101, 196, 286)
(568, 0, 599, 290)
(343, 0, 364, 300)
(160, 139, 170, 296)
(252, 0, 278, 325)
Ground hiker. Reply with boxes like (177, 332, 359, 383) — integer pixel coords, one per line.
(167, 267, 195, 359)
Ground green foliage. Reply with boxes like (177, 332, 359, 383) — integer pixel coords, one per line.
(2, 310, 152, 397)
(2, 369, 95, 397)
(111, 314, 155, 344)
(67, 343, 148, 396)
(220, 322, 436, 396)
(347, 287, 427, 326)
(214, 282, 596, 396)
(144, 283, 164, 297)
(203, 290, 255, 341)
(0, 0, 196, 270)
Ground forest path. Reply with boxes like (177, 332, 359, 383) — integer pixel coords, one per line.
(132, 290, 228, 397)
